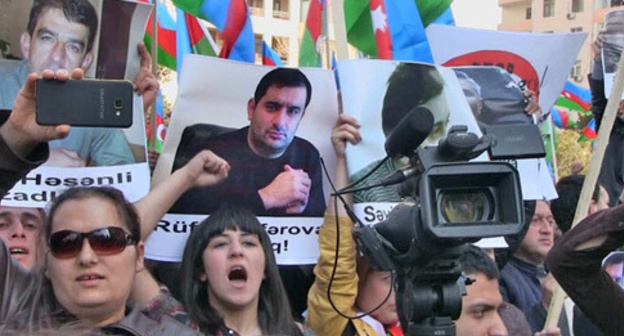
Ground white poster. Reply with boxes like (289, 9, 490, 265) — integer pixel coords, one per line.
(149, 55, 338, 264)
(0, 0, 153, 208)
(426, 24, 587, 114)
(602, 9, 624, 99)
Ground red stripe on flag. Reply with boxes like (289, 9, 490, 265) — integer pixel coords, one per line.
(561, 89, 591, 111)
(263, 56, 277, 66)
(307, 0, 322, 41)
(219, 0, 248, 59)
(186, 13, 204, 45)
(369, 0, 392, 59)
(146, 14, 177, 57)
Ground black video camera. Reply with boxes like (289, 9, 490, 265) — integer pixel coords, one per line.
(351, 124, 528, 335)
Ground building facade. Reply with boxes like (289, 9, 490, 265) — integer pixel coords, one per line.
(499, 0, 624, 87)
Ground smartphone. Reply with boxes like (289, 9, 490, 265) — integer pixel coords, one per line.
(36, 78, 133, 128)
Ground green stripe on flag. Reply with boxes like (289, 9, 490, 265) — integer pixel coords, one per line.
(300, 30, 320, 67)
(171, 0, 204, 18)
(144, 34, 177, 71)
(416, 0, 452, 26)
(192, 36, 218, 57)
(344, 0, 377, 57)
(555, 97, 586, 114)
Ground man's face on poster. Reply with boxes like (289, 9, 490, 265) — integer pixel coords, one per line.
(247, 85, 307, 158)
(459, 77, 483, 118)
(20, 7, 93, 74)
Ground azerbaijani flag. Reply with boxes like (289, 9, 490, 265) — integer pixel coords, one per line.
(147, 90, 167, 152)
(344, 0, 452, 62)
(299, 0, 324, 67)
(555, 80, 592, 115)
(578, 118, 597, 142)
(143, 0, 218, 72)
(144, 0, 177, 70)
(551, 107, 577, 129)
(176, 9, 218, 71)
(262, 41, 284, 66)
(173, 0, 255, 63)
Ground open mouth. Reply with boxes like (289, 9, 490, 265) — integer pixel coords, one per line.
(9, 247, 28, 255)
(229, 266, 248, 283)
(76, 274, 105, 281)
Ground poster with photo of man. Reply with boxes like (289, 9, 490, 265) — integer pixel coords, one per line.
(148, 54, 338, 265)
(602, 9, 624, 99)
(452, 66, 534, 129)
(337, 59, 482, 223)
(0, 0, 154, 208)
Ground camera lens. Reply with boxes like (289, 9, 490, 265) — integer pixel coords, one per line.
(114, 99, 123, 109)
(438, 189, 493, 224)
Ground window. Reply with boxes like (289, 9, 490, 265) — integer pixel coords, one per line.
(254, 34, 263, 64)
(544, 0, 555, 17)
(272, 0, 290, 20)
(570, 59, 582, 82)
(526, 7, 532, 19)
(272, 36, 289, 64)
(571, 27, 583, 32)
(572, 0, 584, 12)
(248, 0, 264, 16)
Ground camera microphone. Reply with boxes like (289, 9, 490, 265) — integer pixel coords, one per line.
(384, 106, 434, 158)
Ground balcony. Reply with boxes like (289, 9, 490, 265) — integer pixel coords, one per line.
(273, 10, 290, 20)
(499, 0, 530, 6)
(249, 6, 264, 16)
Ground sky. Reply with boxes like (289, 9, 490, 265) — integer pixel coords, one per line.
(451, 0, 502, 30)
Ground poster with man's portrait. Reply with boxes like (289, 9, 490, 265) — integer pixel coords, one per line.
(148, 54, 338, 265)
(337, 59, 482, 224)
(1, 0, 154, 208)
(602, 9, 624, 99)
(452, 66, 534, 129)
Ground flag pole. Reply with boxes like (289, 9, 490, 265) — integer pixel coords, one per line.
(331, 0, 349, 61)
(323, 0, 330, 69)
(544, 36, 624, 330)
(149, 0, 158, 153)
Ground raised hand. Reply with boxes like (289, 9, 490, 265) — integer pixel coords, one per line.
(133, 42, 159, 113)
(178, 149, 230, 188)
(331, 113, 361, 159)
(0, 68, 82, 158)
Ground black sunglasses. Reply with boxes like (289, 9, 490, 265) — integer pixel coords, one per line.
(48, 226, 137, 259)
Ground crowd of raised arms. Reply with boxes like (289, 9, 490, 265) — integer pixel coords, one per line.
(1, 0, 624, 336)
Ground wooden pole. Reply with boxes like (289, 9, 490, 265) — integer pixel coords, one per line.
(330, 0, 349, 61)
(544, 41, 624, 330)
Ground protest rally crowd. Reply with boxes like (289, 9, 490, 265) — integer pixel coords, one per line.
(3, 0, 624, 335)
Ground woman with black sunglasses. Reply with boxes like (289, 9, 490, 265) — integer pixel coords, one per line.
(0, 144, 230, 335)
(0, 185, 205, 334)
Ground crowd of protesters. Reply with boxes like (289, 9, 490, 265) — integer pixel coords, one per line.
(2, 1, 624, 336)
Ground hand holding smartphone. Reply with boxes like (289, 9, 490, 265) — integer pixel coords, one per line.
(36, 78, 133, 128)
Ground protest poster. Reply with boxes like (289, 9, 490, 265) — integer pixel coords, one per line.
(148, 54, 338, 264)
(425, 25, 582, 200)
(0, 0, 153, 207)
(337, 59, 482, 222)
(602, 9, 624, 99)
(426, 24, 587, 114)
